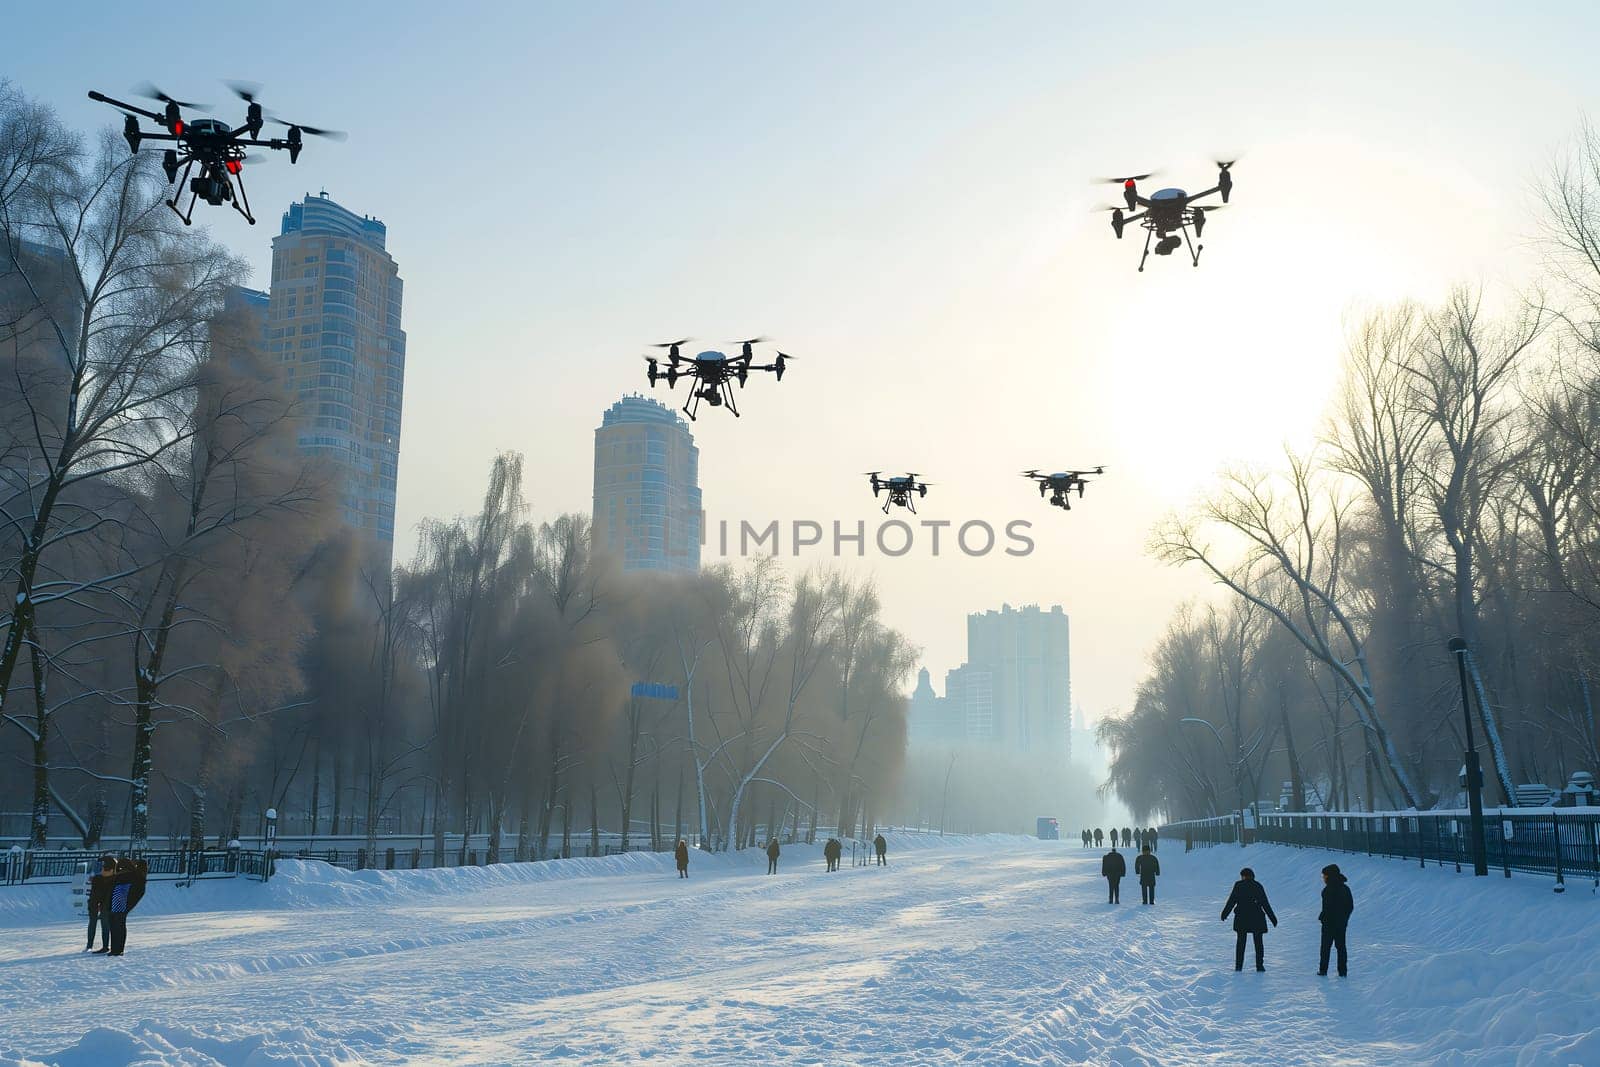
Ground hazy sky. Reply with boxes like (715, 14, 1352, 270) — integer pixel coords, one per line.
(9, 1, 1598, 718)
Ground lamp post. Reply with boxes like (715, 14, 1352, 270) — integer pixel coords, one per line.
(1448, 637, 1489, 876)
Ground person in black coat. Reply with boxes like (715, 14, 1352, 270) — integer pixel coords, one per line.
(1133, 844, 1160, 905)
(85, 856, 115, 953)
(106, 857, 148, 957)
(824, 837, 842, 872)
(675, 839, 690, 878)
(1101, 847, 1126, 903)
(873, 833, 888, 866)
(1220, 866, 1277, 971)
(1317, 863, 1354, 977)
(1093, 828, 1104, 847)
(765, 839, 780, 874)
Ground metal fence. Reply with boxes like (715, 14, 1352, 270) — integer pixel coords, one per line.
(1, 846, 276, 887)
(1161, 808, 1600, 889)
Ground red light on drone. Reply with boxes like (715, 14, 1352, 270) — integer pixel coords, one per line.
(173, 120, 184, 136)
(1124, 179, 1135, 188)
(225, 160, 241, 175)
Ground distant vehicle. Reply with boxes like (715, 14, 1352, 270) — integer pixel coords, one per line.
(1035, 817, 1060, 840)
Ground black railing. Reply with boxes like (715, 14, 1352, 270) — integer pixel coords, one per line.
(1160, 809, 1600, 887)
(1, 846, 276, 887)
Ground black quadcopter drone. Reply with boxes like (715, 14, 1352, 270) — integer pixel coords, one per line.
(88, 82, 344, 225)
(1098, 162, 1235, 270)
(643, 337, 794, 420)
(1022, 467, 1105, 510)
(865, 472, 930, 514)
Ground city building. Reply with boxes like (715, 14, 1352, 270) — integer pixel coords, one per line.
(910, 603, 1071, 755)
(592, 394, 702, 572)
(966, 603, 1071, 753)
(263, 192, 406, 568)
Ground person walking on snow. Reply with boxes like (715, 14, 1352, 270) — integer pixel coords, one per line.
(1093, 828, 1104, 847)
(1220, 866, 1277, 971)
(1122, 827, 1132, 848)
(824, 838, 841, 871)
(85, 855, 114, 953)
(1317, 863, 1354, 977)
(874, 834, 887, 866)
(766, 838, 780, 875)
(675, 839, 690, 878)
(1134, 844, 1160, 905)
(1101, 846, 1126, 903)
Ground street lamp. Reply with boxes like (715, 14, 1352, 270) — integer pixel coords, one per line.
(1448, 637, 1489, 876)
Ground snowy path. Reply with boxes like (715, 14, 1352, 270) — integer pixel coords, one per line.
(1, 837, 1596, 1066)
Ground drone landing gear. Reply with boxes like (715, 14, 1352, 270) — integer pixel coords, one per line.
(230, 170, 258, 226)
(1137, 226, 1153, 273)
(1183, 223, 1202, 267)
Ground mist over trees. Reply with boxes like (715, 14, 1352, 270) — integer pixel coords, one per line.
(0, 80, 917, 853)
(1099, 127, 1600, 820)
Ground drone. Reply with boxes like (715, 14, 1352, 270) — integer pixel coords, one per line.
(865, 472, 931, 514)
(1098, 162, 1235, 271)
(1022, 467, 1105, 510)
(88, 82, 344, 226)
(643, 337, 794, 420)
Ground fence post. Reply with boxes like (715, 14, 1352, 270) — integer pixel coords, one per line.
(1552, 812, 1565, 892)
(1588, 818, 1599, 892)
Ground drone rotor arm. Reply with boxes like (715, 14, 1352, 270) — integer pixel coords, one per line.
(87, 91, 166, 123)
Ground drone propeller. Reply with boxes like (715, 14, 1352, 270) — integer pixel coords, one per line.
(1215, 159, 1238, 170)
(729, 336, 769, 346)
(226, 81, 263, 103)
(1096, 171, 1157, 185)
(1021, 469, 1042, 477)
(652, 339, 692, 349)
(135, 83, 207, 109)
(269, 118, 347, 141)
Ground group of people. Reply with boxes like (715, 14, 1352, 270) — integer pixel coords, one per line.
(1096, 847, 1356, 976)
(670, 833, 889, 878)
(84, 855, 149, 957)
(1098, 842, 1161, 904)
(1083, 826, 1157, 851)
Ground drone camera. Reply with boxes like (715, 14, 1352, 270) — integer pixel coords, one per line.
(121, 114, 141, 154)
(1156, 235, 1182, 256)
(191, 175, 229, 206)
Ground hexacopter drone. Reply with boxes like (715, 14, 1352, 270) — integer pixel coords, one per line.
(865, 472, 930, 514)
(1022, 467, 1105, 510)
(643, 337, 794, 420)
(88, 82, 345, 226)
(1099, 162, 1235, 271)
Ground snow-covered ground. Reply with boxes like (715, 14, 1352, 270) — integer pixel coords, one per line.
(0, 834, 1595, 1066)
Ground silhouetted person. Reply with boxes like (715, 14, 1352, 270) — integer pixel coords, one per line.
(1134, 844, 1160, 905)
(86, 856, 114, 953)
(1122, 827, 1132, 848)
(107, 857, 148, 957)
(1101, 847, 1126, 904)
(675, 839, 690, 878)
(1220, 866, 1277, 971)
(766, 839, 780, 875)
(1093, 828, 1104, 847)
(1317, 863, 1354, 977)
(873, 834, 887, 866)
(1148, 828, 1158, 853)
(824, 837, 842, 871)
(1082, 829, 1090, 848)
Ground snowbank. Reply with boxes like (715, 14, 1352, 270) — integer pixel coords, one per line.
(0, 832, 1024, 930)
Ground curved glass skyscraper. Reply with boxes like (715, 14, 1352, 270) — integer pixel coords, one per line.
(592, 395, 701, 572)
(265, 192, 406, 568)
